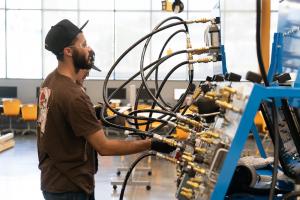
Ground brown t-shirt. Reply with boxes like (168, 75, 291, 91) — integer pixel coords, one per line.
(37, 69, 102, 194)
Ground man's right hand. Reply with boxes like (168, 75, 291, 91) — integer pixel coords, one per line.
(150, 139, 176, 154)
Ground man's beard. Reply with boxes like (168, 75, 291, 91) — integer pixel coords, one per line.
(72, 48, 88, 73)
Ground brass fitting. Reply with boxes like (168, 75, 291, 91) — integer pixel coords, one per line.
(192, 87, 202, 99)
(156, 152, 178, 164)
(188, 162, 206, 174)
(182, 155, 193, 162)
(186, 18, 211, 24)
(181, 187, 193, 193)
(186, 180, 200, 188)
(183, 151, 193, 156)
(180, 191, 193, 199)
(187, 47, 209, 55)
(153, 133, 180, 148)
(223, 86, 237, 94)
(177, 114, 203, 129)
(194, 147, 207, 154)
(215, 100, 241, 113)
(200, 137, 215, 144)
(198, 131, 220, 139)
(190, 177, 203, 183)
(188, 105, 198, 113)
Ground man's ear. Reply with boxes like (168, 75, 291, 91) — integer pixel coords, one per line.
(63, 47, 73, 57)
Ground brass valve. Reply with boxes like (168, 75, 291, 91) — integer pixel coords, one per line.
(186, 18, 211, 24)
(215, 100, 241, 113)
(186, 180, 200, 188)
(183, 151, 193, 156)
(187, 47, 209, 55)
(223, 86, 237, 94)
(177, 114, 203, 129)
(188, 105, 198, 113)
(197, 131, 220, 139)
(180, 191, 193, 199)
(204, 91, 219, 100)
(190, 177, 203, 183)
(181, 187, 193, 193)
(192, 86, 202, 99)
(156, 152, 178, 164)
(194, 147, 207, 154)
(188, 162, 206, 174)
(182, 155, 193, 162)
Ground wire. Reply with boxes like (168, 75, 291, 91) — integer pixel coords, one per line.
(256, 0, 269, 87)
(256, 1, 279, 199)
(99, 50, 188, 132)
(103, 20, 189, 112)
(119, 152, 156, 200)
(269, 101, 279, 200)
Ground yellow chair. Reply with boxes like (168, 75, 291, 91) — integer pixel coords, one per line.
(2, 98, 21, 134)
(21, 104, 37, 135)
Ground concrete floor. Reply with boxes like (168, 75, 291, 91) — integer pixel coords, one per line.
(0, 134, 177, 200)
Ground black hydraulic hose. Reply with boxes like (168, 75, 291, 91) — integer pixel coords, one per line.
(137, 17, 188, 108)
(139, 69, 193, 133)
(127, 109, 177, 119)
(144, 61, 190, 131)
(100, 50, 188, 131)
(154, 29, 188, 107)
(269, 101, 279, 200)
(133, 56, 190, 130)
(119, 152, 156, 200)
(143, 30, 188, 131)
(256, 0, 269, 87)
(133, 18, 188, 130)
(148, 72, 194, 134)
(256, 1, 278, 199)
(103, 20, 189, 113)
(102, 19, 190, 132)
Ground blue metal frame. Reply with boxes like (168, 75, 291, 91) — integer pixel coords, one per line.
(251, 124, 267, 158)
(211, 84, 300, 200)
(267, 32, 284, 83)
(220, 45, 228, 75)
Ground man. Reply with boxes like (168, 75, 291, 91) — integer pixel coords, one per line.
(37, 19, 174, 200)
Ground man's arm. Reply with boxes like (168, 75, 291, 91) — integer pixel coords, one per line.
(85, 129, 151, 156)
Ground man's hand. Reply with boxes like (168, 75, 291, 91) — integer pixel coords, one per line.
(151, 139, 176, 154)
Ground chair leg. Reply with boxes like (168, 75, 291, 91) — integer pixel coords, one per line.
(22, 122, 36, 135)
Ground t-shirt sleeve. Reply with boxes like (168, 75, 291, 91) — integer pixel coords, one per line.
(67, 92, 103, 137)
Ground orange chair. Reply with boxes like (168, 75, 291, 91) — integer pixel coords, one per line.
(21, 104, 37, 135)
(2, 98, 21, 134)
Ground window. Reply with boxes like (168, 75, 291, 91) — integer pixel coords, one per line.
(80, 12, 114, 79)
(43, 0, 78, 10)
(0, 0, 279, 80)
(114, 12, 151, 80)
(221, 0, 258, 78)
(188, 0, 215, 11)
(0, 0, 4, 8)
(115, 0, 151, 11)
(6, 10, 42, 78)
(80, 0, 114, 10)
(6, 0, 41, 9)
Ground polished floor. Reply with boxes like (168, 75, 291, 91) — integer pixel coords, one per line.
(0, 134, 177, 200)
